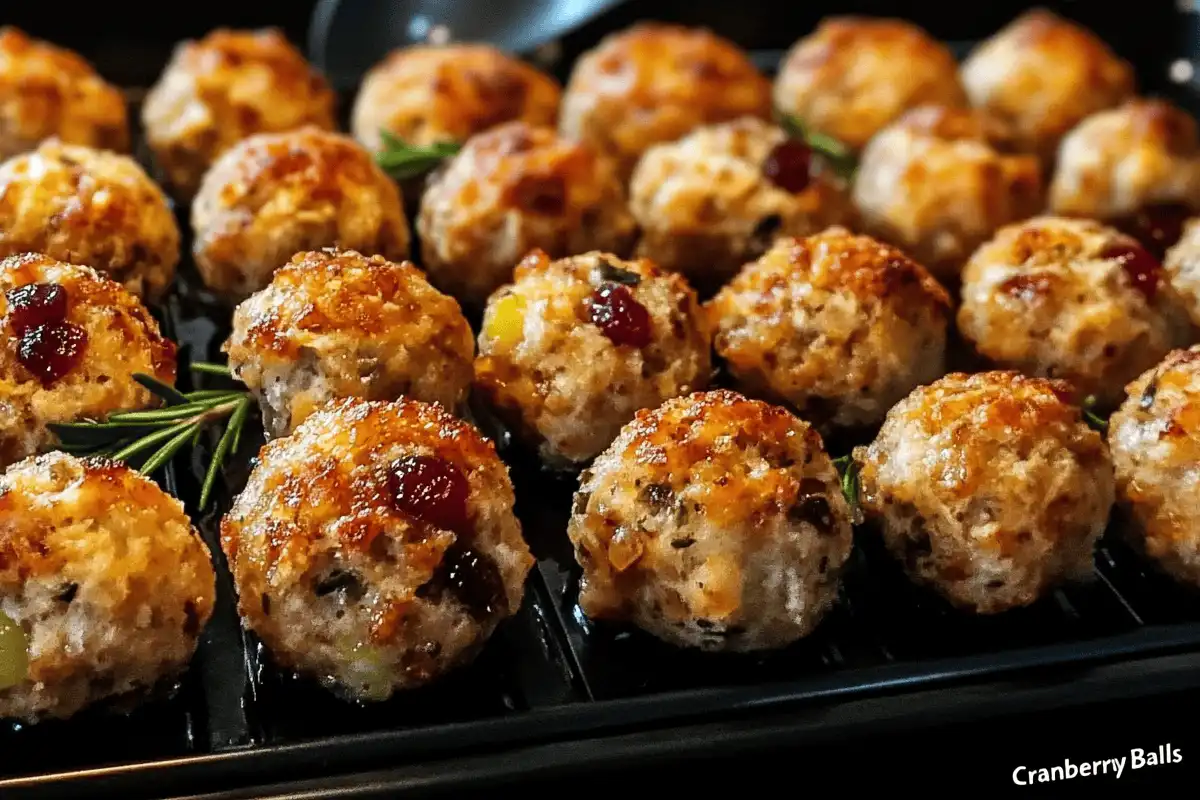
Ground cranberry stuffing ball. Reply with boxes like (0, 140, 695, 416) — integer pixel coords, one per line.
(568, 390, 854, 651)
(220, 397, 534, 702)
(958, 216, 1192, 410)
(0, 253, 176, 467)
(474, 250, 712, 468)
(628, 117, 853, 292)
(854, 371, 1115, 614)
(417, 121, 635, 311)
(708, 229, 951, 433)
(1050, 100, 1200, 260)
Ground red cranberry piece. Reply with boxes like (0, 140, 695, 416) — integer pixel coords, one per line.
(17, 321, 87, 386)
(763, 140, 813, 193)
(1115, 202, 1191, 261)
(387, 454, 470, 534)
(1102, 243, 1163, 302)
(6, 283, 67, 334)
(588, 283, 652, 348)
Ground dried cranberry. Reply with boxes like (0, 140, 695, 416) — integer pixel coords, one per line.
(1114, 202, 1191, 261)
(6, 283, 67, 334)
(1102, 243, 1163, 302)
(417, 538, 507, 621)
(763, 140, 813, 193)
(17, 321, 87, 386)
(588, 283, 651, 348)
(387, 454, 470, 534)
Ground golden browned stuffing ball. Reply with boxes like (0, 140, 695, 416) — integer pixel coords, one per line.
(958, 216, 1193, 410)
(0, 451, 215, 723)
(351, 43, 561, 155)
(960, 9, 1134, 162)
(852, 105, 1044, 281)
(568, 389, 853, 651)
(0, 140, 180, 300)
(1111, 347, 1200, 586)
(0, 253, 176, 467)
(0, 27, 129, 160)
(1165, 218, 1200, 327)
(1049, 100, 1200, 259)
(559, 23, 772, 180)
(475, 250, 712, 468)
(853, 371, 1114, 614)
(191, 127, 410, 302)
(708, 230, 951, 433)
(628, 116, 854, 291)
(223, 249, 474, 441)
(773, 17, 967, 154)
(142, 28, 336, 201)
(418, 121, 636, 310)
(220, 397, 534, 702)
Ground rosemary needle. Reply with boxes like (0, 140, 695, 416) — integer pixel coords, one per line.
(200, 396, 252, 511)
(189, 362, 235, 377)
(140, 425, 198, 477)
(375, 130, 461, 181)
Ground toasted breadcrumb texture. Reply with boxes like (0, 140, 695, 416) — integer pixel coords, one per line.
(224, 249, 474, 439)
(0, 253, 176, 467)
(352, 44, 561, 153)
(629, 116, 854, 290)
(854, 371, 1114, 614)
(0, 452, 215, 723)
(568, 389, 853, 651)
(142, 28, 336, 201)
(191, 126, 410, 302)
(1109, 346, 1200, 587)
(418, 121, 635, 309)
(852, 105, 1044, 280)
(560, 23, 772, 180)
(708, 229, 950, 432)
(0, 140, 180, 300)
(773, 17, 967, 153)
(0, 27, 129, 160)
(960, 9, 1134, 161)
(220, 397, 534, 701)
(474, 249, 712, 467)
(958, 216, 1193, 409)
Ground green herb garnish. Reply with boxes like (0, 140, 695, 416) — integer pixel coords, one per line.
(1081, 395, 1109, 434)
(832, 454, 861, 518)
(779, 113, 857, 182)
(48, 364, 253, 511)
(375, 130, 461, 181)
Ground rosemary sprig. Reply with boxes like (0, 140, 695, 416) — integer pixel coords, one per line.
(832, 454, 861, 520)
(1082, 395, 1109, 434)
(779, 113, 857, 182)
(46, 363, 254, 511)
(376, 130, 461, 181)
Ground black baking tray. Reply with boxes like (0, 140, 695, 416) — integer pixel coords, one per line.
(6, 3, 1200, 797)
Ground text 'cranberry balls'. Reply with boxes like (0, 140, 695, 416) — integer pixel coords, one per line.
(191, 127, 410, 302)
(773, 17, 966, 154)
(417, 122, 635, 310)
(628, 116, 854, 292)
(142, 28, 336, 201)
(958, 216, 1192, 410)
(0, 452, 215, 723)
(568, 390, 853, 652)
(559, 23, 772, 180)
(474, 250, 712, 468)
(352, 43, 561, 156)
(1050, 99, 1200, 260)
(0, 27, 129, 160)
(852, 105, 1043, 282)
(0, 254, 176, 467)
(853, 372, 1115, 615)
(960, 9, 1134, 162)
(223, 249, 473, 441)
(1109, 346, 1200, 587)
(0, 140, 180, 300)
(220, 397, 534, 702)
(708, 229, 950, 434)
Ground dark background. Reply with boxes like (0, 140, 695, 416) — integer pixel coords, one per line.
(2, 0, 1199, 795)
